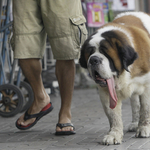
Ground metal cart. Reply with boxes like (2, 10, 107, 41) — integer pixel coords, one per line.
(0, 0, 34, 117)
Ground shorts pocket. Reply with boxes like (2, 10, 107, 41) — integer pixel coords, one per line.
(70, 15, 88, 49)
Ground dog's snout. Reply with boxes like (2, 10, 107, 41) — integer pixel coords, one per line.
(89, 56, 102, 66)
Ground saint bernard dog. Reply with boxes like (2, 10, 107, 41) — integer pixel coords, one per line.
(79, 12, 150, 145)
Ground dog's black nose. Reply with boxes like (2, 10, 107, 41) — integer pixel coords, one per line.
(89, 56, 102, 66)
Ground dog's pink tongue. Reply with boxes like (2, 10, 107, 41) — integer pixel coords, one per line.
(106, 77, 118, 109)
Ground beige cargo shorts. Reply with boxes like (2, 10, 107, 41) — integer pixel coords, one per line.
(12, 0, 88, 60)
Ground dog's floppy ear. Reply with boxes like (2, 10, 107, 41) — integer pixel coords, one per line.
(102, 31, 138, 72)
(79, 43, 88, 68)
(79, 37, 95, 69)
(116, 43, 138, 72)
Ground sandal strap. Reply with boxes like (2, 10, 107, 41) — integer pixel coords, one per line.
(24, 111, 41, 121)
(56, 123, 75, 130)
(23, 102, 52, 121)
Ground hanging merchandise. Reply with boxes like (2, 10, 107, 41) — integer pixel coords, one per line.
(120, 0, 128, 7)
(107, 1, 114, 22)
(111, 0, 135, 11)
(86, 2, 109, 28)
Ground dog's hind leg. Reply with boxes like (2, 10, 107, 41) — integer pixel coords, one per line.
(136, 90, 150, 138)
(128, 94, 140, 132)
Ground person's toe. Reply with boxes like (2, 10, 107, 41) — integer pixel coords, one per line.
(17, 115, 25, 124)
(20, 118, 36, 126)
(56, 126, 61, 132)
(57, 126, 74, 132)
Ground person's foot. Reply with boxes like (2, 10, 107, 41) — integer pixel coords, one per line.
(56, 119, 74, 132)
(55, 112, 75, 134)
(17, 96, 50, 127)
(55, 122, 76, 135)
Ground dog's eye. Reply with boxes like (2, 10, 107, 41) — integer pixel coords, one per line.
(90, 49, 95, 55)
(100, 45, 107, 51)
(99, 46, 107, 54)
(87, 47, 95, 55)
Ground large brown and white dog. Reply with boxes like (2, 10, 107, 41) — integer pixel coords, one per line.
(79, 12, 150, 145)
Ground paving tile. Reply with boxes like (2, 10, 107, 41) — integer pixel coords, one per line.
(141, 141, 150, 149)
(1, 88, 150, 150)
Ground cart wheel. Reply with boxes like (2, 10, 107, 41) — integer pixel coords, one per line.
(0, 84, 24, 117)
(19, 81, 34, 112)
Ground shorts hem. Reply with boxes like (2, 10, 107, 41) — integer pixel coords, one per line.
(54, 54, 79, 60)
(14, 55, 43, 59)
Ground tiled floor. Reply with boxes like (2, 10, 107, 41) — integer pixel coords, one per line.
(0, 88, 150, 150)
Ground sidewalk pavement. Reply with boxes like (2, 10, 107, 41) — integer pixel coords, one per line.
(1, 87, 150, 150)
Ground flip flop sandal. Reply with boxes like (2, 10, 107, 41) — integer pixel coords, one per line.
(55, 123, 76, 135)
(16, 102, 53, 130)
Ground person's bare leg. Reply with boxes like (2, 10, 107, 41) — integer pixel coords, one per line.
(17, 59, 50, 126)
(55, 60, 75, 132)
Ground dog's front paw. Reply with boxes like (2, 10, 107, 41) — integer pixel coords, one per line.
(102, 131, 123, 145)
(136, 126, 150, 138)
(128, 122, 138, 132)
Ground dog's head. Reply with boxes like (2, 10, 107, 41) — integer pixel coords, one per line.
(79, 26, 138, 109)
(79, 26, 138, 87)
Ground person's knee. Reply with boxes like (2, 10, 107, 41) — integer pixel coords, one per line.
(56, 59, 75, 68)
(18, 59, 27, 68)
(55, 59, 75, 74)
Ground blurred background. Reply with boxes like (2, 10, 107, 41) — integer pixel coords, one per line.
(82, 0, 150, 35)
(0, 0, 150, 117)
